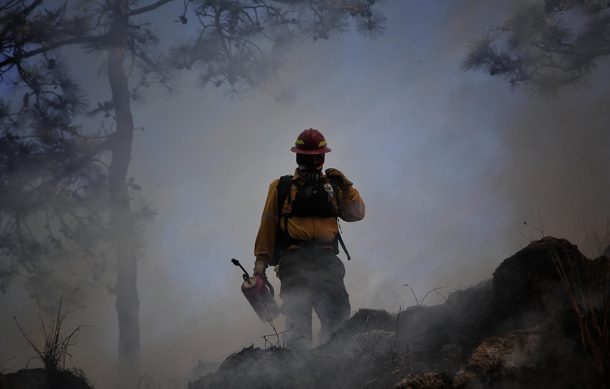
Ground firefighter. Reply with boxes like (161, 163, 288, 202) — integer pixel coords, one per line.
(253, 128, 365, 349)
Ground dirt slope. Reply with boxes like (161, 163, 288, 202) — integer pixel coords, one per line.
(190, 237, 609, 389)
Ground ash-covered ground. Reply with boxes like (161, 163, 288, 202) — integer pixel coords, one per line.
(190, 237, 609, 389)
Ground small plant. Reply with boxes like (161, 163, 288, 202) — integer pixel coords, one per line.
(13, 294, 83, 374)
(402, 283, 447, 307)
(261, 318, 291, 349)
(520, 211, 545, 243)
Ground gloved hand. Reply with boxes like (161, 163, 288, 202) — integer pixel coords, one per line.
(325, 168, 353, 190)
(253, 258, 268, 278)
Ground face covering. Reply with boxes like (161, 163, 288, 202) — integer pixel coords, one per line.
(297, 154, 325, 179)
(297, 153, 324, 169)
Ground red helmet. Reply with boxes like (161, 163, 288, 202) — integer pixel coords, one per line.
(290, 128, 332, 154)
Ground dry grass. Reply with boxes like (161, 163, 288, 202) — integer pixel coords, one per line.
(13, 294, 83, 373)
(552, 248, 610, 383)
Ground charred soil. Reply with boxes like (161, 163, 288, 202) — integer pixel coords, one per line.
(0, 368, 92, 389)
(190, 237, 610, 389)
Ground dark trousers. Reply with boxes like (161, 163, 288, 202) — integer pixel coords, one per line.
(278, 248, 350, 349)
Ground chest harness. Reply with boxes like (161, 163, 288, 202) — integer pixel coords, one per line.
(271, 174, 352, 265)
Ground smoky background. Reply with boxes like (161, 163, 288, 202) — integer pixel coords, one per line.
(1, 1, 609, 387)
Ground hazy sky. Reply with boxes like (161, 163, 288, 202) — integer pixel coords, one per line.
(2, 1, 610, 387)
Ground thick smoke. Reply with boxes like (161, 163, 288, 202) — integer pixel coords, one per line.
(1, 1, 609, 388)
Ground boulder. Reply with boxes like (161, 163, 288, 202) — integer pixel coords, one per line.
(491, 237, 585, 329)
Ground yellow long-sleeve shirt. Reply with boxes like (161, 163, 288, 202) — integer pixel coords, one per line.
(254, 169, 365, 265)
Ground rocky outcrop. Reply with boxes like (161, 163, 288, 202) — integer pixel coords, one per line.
(453, 329, 546, 388)
(190, 237, 609, 389)
(492, 237, 582, 328)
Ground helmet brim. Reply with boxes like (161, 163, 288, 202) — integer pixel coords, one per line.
(290, 146, 332, 154)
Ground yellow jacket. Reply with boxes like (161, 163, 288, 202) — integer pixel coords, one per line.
(254, 169, 365, 265)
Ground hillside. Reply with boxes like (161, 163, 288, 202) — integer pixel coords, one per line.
(190, 237, 610, 389)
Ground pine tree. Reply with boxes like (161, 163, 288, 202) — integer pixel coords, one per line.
(464, 0, 610, 95)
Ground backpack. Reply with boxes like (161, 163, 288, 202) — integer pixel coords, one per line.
(270, 174, 351, 265)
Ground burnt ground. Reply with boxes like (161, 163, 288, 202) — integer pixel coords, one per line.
(0, 368, 93, 389)
(190, 237, 610, 389)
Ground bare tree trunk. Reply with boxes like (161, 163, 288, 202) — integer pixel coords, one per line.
(108, 1, 140, 388)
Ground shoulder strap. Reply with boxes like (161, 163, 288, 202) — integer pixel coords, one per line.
(277, 175, 293, 216)
(270, 175, 293, 266)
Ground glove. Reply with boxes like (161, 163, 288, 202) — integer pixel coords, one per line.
(253, 258, 268, 278)
(325, 168, 353, 190)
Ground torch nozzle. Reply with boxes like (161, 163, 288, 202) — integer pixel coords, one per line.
(230, 258, 250, 280)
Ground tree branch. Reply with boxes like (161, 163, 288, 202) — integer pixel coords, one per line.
(129, 0, 176, 16)
(0, 0, 45, 37)
(0, 35, 105, 69)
